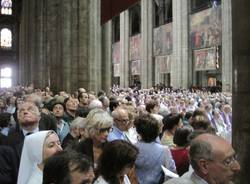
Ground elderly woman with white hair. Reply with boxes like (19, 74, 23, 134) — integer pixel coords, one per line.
(17, 130, 62, 184)
(74, 108, 113, 169)
(61, 116, 87, 148)
(88, 99, 103, 110)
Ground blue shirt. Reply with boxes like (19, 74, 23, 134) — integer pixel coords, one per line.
(57, 119, 70, 142)
(107, 126, 127, 142)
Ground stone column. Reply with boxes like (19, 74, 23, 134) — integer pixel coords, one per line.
(28, 0, 36, 86)
(102, 21, 112, 92)
(43, 0, 50, 88)
(232, 0, 250, 183)
(34, 0, 45, 87)
(88, 0, 102, 92)
(71, 0, 79, 91)
(172, 0, 189, 88)
(61, 0, 72, 92)
(120, 10, 130, 88)
(221, 0, 232, 92)
(141, 0, 153, 88)
(78, 0, 89, 89)
(19, 0, 28, 84)
(45, 0, 61, 92)
(18, 0, 114, 93)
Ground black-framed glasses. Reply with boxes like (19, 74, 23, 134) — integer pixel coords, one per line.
(99, 127, 113, 133)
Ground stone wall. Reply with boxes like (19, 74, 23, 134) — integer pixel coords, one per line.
(19, 0, 107, 93)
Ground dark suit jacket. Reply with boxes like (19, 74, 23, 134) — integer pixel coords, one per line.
(6, 130, 25, 163)
(0, 134, 18, 184)
(0, 145, 18, 184)
(0, 133, 8, 145)
(75, 138, 106, 166)
(62, 133, 77, 149)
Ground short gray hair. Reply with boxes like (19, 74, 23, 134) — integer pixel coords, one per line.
(88, 99, 103, 110)
(25, 93, 43, 108)
(189, 139, 213, 170)
(70, 117, 87, 129)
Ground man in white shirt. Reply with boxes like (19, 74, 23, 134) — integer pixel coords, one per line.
(108, 108, 130, 142)
(164, 133, 240, 184)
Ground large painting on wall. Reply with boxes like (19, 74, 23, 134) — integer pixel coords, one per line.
(130, 35, 141, 61)
(154, 23, 173, 56)
(112, 42, 120, 64)
(131, 60, 141, 75)
(194, 47, 217, 71)
(155, 55, 171, 74)
(190, 7, 221, 49)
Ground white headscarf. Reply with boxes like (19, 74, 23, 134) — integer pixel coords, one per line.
(17, 130, 53, 184)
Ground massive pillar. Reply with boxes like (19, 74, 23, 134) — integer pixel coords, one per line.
(172, 0, 189, 88)
(141, 0, 153, 88)
(71, 0, 80, 91)
(19, 0, 104, 93)
(18, 0, 28, 84)
(78, 0, 89, 89)
(34, 0, 45, 87)
(88, 0, 102, 92)
(232, 0, 250, 183)
(28, 0, 35, 86)
(120, 10, 130, 87)
(102, 21, 112, 92)
(221, 0, 232, 92)
(46, 0, 62, 92)
(61, 0, 72, 92)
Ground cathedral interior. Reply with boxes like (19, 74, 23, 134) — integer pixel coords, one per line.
(0, 0, 249, 183)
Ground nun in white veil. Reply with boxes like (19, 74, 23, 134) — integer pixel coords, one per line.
(17, 130, 62, 184)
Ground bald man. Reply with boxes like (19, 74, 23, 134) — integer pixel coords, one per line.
(164, 133, 240, 184)
(107, 107, 129, 142)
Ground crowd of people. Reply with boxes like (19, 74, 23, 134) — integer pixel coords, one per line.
(0, 85, 240, 184)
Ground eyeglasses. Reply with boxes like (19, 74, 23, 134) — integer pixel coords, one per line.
(115, 118, 130, 124)
(99, 127, 113, 133)
(209, 154, 238, 168)
(221, 154, 238, 167)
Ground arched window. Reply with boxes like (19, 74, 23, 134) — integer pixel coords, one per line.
(0, 28, 12, 48)
(1, 0, 12, 15)
(0, 67, 12, 88)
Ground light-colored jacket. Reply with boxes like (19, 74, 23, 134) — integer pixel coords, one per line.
(135, 141, 176, 184)
(164, 172, 209, 184)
